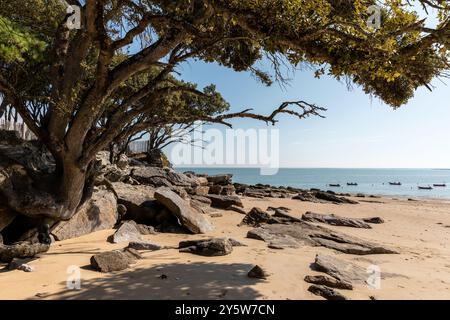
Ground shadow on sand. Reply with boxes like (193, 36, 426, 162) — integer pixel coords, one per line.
(34, 262, 264, 300)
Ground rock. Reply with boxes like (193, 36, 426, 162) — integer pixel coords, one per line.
(51, 189, 118, 241)
(302, 212, 372, 229)
(228, 238, 247, 247)
(109, 221, 143, 243)
(191, 195, 212, 206)
(155, 189, 214, 234)
(90, 250, 136, 273)
(247, 265, 268, 279)
(131, 167, 198, 188)
(8, 258, 34, 272)
(239, 207, 272, 227)
(0, 233, 2, 245)
(208, 185, 223, 195)
(314, 191, 359, 204)
(111, 182, 158, 223)
(193, 186, 210, 196)
(308, 285, 348, 300)
(179, 238, 233, 256)
(116, 154, 129, 170)
(134, 223, 156, 235)
(0, 242, 50, 263)
(226, 205, 247, 215)
(271, 208, 302, 223)
(362, 217, 385, 224)
(0, 205, 17, 232)
(206, 194, 244, 209)
(312, 254, 368, 284)
(220, 185, 236, 196)
(247, 222, 398, 255)
(127, 241, 163, 251)
(122, 247, 143, 260)
(304, 275, 353, 290)
(206, 174, 233, 186)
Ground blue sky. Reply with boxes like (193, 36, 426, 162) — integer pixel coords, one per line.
(169, 58, 450, 169)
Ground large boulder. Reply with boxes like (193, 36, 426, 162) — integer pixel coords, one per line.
(131, 167, 199, 188)
(51, 189, 118, 241)
(109, 221, 143, 243)
(179, 238, 233, 256)
(90, 249, 141, 273)
(206, 194, 243, 209)
(155, 189, 214, 234)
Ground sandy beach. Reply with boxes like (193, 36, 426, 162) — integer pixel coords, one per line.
(2, 195, 450, 300)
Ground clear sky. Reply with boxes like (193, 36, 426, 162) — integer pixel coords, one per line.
(171, 58, 450, 169)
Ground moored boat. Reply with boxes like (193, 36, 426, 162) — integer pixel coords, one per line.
(389, 182, 402, 186)
(418, 186, 433, 190)
(433, 184, 447, 187)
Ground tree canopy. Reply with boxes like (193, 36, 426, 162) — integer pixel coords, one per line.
(0, 0, 449, 222)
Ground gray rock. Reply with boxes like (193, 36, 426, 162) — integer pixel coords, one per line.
(206, 174, 233, 186)
(308, 285, 348, 300)
(0, 242, 50, 263)
(247, 265, 268, 279)
(228, 238, 247, 247)
(90, 250, 135, 273)
(304, 275, 353, 290)
(51, 189, 118, 241)
(155, 188, 214, 234)
(128, 241, 163, 251)
(314, 191, 359, 204)
(132, 167, 198, 188)
(302, 212, 372, 229)
(239, 207, 272, 227)
(226, 205, 247, 215)
(179, 238, 233, 256)
(247, 222, 398, 255)
(206, 194, 244, 209)
(110, 221, 143, 243)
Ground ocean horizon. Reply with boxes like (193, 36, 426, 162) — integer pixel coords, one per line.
(176, 167, 450, 199)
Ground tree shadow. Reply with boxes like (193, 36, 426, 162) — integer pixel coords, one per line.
(35, 262, 265, 300)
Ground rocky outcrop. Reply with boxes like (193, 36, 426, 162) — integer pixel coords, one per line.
(179, 238, 233, 256)
(304, 275, 353, 290)
(206, 174, 233, 186)
(247, 222, 398, 255)
(247, 265, 268, 279)
(302, 212, 373, 229)
(312, 254, 369, 285)
(0, 242, 50, 263)
(206, 194, 243, 209)
(51, 189, 118, 241)
(131, 167, 199, 188)
(109, 221, 143, 243)
(155, 189, 214, 234)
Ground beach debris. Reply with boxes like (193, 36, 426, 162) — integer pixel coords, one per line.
(206, 194, 244, 209)
(304, 275, 353, 290)
(0, 242, 50, 263)
(308, 284, 348, 300)
(51, 189, 119, 241)
(90, 248, 142, 272)
(247, 265, 268, 279)
(155, 188, 214, 234)
(239, 207, 272, 227)
(247, 222, 398, 255)
(302, 212, 373, 229)
(109, 221, 143, 243)
(178, 238, 233, 256)
(127, 241, 164, 251)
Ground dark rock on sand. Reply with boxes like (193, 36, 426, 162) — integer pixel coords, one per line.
(308, 285, 347, 300)
(314, 191, 359, 204)
(127, 241, 163, 251)
(302, 212, 372, 229)
(239, 207, 272, 227)
(90, 250, 137, 273)
(206, 194, 244, 209)
(8, 258, 34, 272)
(226, 205, 247, 215)
(0, 242, 50, 263)
(304, 275, 353, 290)
(155, 188, 214, 234)
(247, 265, 268, 279)
(312, 254, 368, 284)
(179, 238, 233, 256)
(228, 238, 247, 247)
(109, 221, 143, 243)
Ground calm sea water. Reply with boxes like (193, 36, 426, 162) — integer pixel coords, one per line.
(176, 168, 450, 199)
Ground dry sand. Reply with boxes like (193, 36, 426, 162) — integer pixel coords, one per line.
(1, 196, 450, 300)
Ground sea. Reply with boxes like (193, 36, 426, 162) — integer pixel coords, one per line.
(176, 168, 450, 199)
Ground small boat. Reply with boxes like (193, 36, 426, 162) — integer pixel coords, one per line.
(329, 184, 341, 188)
(389, 182, 402, 186)
(347, 183, 358, 186)
(433, 184, 447, 187)
(418, 186, 433, 190)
